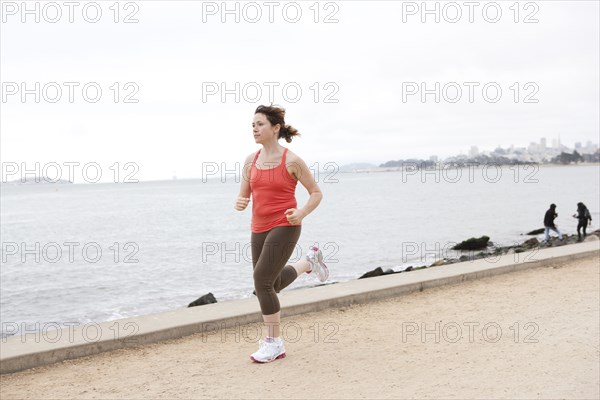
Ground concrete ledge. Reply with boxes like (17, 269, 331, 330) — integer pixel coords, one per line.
(1, 241, 598, 374)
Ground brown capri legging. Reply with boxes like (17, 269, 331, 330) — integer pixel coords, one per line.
(251, 225, 302, 315)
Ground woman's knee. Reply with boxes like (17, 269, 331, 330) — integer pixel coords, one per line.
(253, 271, 272, 290)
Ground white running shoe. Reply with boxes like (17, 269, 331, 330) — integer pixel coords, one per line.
(305, 245, 329, 282)
(250, 338, 286, 363)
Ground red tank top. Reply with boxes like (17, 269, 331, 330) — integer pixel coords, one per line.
(250, 147, 299, 233)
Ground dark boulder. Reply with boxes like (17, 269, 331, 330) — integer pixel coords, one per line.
(358, 267, 385, 279)
(526, 228, 545, 235)
(357, 267, 403, 278)
(452, 236, 490, 251)
(521, 237, 540, 249)
(188, 292, 217, 307)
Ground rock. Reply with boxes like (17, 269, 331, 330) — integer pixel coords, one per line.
(384, 268, 399, 275)
(459, 255, 469, 262)
(358, 267, 385, 279)
(430, 259, 445, 267)
(404, 266, 414, 272)
(452, 236, 490, 250)
(521, 237, 540, 249)
(567, 235, 579, 244)
(543, 234, 574, 247)
(584, 235, 599, 242)
(526, 228, 545, 235)
(188, 292, 217, 307)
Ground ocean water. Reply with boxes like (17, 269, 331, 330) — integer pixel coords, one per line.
(1, 164, 599, 335)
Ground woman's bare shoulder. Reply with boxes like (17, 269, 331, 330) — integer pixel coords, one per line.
(285, 148, 305, 165)
(244, 151, 258, 163)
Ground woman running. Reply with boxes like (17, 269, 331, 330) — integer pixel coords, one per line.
(234, 104, 329, 363)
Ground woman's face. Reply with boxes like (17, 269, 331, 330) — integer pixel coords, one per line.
(252, 113, 279, 144)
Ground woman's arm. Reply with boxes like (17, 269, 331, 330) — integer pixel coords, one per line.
(234, 153, 254, 211)
(293, 155, 323, 219)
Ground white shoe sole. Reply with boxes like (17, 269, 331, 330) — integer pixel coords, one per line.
(250, 352, 286, 363)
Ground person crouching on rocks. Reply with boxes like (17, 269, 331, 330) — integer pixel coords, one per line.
(544, 203, 563, 242)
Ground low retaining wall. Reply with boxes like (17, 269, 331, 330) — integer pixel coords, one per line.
(1, 241, 598, 374)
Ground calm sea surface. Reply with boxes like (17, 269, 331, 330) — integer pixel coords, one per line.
(1, 164, 599, 335)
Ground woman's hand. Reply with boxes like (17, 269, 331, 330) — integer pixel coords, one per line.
(284, 208, 305, 225)
(235, 197, 250, 211)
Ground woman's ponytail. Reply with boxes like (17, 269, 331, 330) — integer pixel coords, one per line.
(280, 124, 300, 143)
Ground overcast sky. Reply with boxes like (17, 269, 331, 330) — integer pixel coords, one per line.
(1, 0, 598, 182)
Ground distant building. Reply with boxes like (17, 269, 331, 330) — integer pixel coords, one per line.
(382, 139, 598, 169)
(528, 142, 539, 152)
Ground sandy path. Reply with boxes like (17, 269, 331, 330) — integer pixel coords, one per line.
(1, 254, 599, 399)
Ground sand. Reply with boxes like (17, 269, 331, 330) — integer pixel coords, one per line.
(1, 254, 599, 399)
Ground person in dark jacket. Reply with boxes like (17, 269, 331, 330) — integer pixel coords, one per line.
(544, 203, 563, 241)
(572, 202, 592, 241)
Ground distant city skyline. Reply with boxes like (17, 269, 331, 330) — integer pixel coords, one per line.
(459, 137, 598, 160)
(384, 137, 600, 167)
(2, 136, 598, 184)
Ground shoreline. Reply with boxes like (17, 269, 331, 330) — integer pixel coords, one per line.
(2, 162, 598, 185)
(349, 161, 600, 174)
(1, 248, 598, 398)
(1, 241, 598, 376)
(2, 230, 599, 340)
